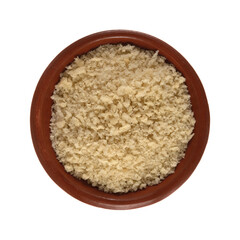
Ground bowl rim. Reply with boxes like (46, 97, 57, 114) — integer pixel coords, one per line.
(31, 30, 210, 210)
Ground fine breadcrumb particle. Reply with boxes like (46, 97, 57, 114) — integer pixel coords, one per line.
(50, 44, 196, 193)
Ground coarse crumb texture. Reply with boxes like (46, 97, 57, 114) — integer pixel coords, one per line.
(50, 44, 196, 193)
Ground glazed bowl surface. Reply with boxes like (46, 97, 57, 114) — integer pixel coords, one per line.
(30, 30, 210, 209)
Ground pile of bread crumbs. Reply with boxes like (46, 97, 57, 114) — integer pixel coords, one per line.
(50, 44, 195, 193)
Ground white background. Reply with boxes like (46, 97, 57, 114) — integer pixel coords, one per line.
(1, 0, 239, 239)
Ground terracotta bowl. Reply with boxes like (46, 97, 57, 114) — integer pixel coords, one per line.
(31, 30, 210, 210)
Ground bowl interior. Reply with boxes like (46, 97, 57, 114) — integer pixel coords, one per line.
(31, 30, 210, 209)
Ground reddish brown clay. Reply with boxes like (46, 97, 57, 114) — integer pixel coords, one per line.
(30, 30, 210, 210)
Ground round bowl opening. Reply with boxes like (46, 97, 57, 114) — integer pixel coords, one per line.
(31, 30, 210, 210)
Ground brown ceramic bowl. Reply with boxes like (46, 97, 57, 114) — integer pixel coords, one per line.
(31, 30, 210, 210)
